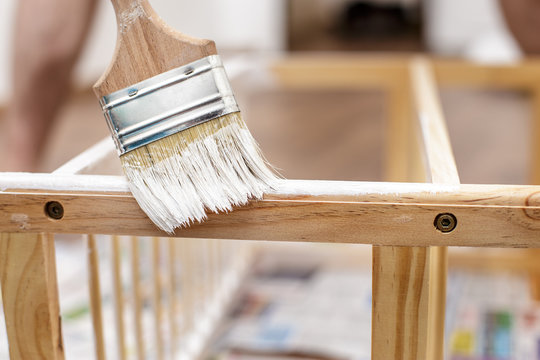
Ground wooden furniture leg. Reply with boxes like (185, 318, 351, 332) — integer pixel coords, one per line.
(528, 87, 540, 301)
(373, 57, 455, 360)
(372, 247, 430, 360)
(0, 233, 64, 360)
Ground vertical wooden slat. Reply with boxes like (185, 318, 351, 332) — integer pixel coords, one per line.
(111, 236, 127, 360)
(527, 87, 540, 300)
(193, 239, 205, 317)
(206, 240, 217, 308)
(373, 61, 431, 360)
(0, 233, 64, 360)
(213, 239, 223, 295)
(167, 238, 179, 357)
(410, 57, 460, 360)
(531, 87, 540, 185)
(131, 236, 145, 360)
(179, 239, 194, 334)
(372, 247, 430, 360)
(87, 235, 106, 360)
(199, 240, 209, 314)
(152, 237, 164, 360)
(373, 56, 458, 360)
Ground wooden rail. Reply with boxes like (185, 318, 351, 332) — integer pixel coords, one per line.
(0, 175, 539, 246)
(2, 54, 540, 360)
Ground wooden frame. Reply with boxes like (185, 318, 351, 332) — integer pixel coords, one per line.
(2, 54, 540, 360)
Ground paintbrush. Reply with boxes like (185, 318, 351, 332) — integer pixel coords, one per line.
(94, 0, 277, 233)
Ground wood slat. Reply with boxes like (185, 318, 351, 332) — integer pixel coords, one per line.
(372, 246, 430, 360)
(0, 233, 64, 360)
(167, 238, 179, 357)
(532, 87, 540, 185)
(87, 235, 106, 360)
(53, 138, 118, 176)
(270, 54, 408, 90)
(179, 239, 194, 334)
(433, 58, 540, 90)
(131, 236, 145, 360)
(1, 179, 540, 247)
(111, 236, 127, 360)
(152, 237, 164, 360)
(410, 57, 461, 359)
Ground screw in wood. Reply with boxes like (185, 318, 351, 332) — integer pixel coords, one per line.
(45, 201, 64, 220)
(434, 213, 457, 233)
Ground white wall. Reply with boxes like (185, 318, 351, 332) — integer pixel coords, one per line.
(0, 0, 286, 103)
(425, 0, 520, 63)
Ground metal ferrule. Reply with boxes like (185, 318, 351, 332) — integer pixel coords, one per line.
(100, 55, 240, 155)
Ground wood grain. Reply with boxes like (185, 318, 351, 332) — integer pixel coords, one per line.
(111, 236, 127, 360)
(94, 0, 216, 97)
(411, 57, 460, 359)
(1, 181, 540, 246)
(0, 233, 64, 360)
(372, 246, 430, 360)
(87, 235, 106, 360)
(167, 238, 178, 357)
(529, 87, 540, 300)
(130, 236, 144, 360)
(532, 87, 540, 185)
(373, 57, 433, 360)
(152, 237, 164, 360)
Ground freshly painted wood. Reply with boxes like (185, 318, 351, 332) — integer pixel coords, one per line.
(1, 180, 540, 246)
(111, 236, 127, 360)
(0, 233, 64, 360)
(94, 0, 217, 97)
(87, 235, 106, 360)
(372, 246, 430, 360)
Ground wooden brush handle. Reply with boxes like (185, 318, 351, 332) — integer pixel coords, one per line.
(93, 0, 217, 97)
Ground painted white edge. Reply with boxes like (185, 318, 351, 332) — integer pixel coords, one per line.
(0, 173, 509, 197)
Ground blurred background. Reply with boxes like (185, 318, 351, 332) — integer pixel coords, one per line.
(0, 1, 539, 359)
(0, 0, 523, 103)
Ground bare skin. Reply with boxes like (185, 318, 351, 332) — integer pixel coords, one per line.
(499, 0, 540, 54)
(2, 0, 98, 171)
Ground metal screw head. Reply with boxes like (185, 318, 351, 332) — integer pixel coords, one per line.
(45, 201, 64, 220)
(434, 213, 457, 233)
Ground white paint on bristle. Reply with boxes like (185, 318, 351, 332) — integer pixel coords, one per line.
(121, 113, 278, 234)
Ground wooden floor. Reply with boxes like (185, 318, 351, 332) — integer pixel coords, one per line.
(0, 83, 531, 185)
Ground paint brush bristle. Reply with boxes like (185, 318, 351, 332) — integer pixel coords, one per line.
(94, 1, 278, 233)
(120, 112, 278, 233)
